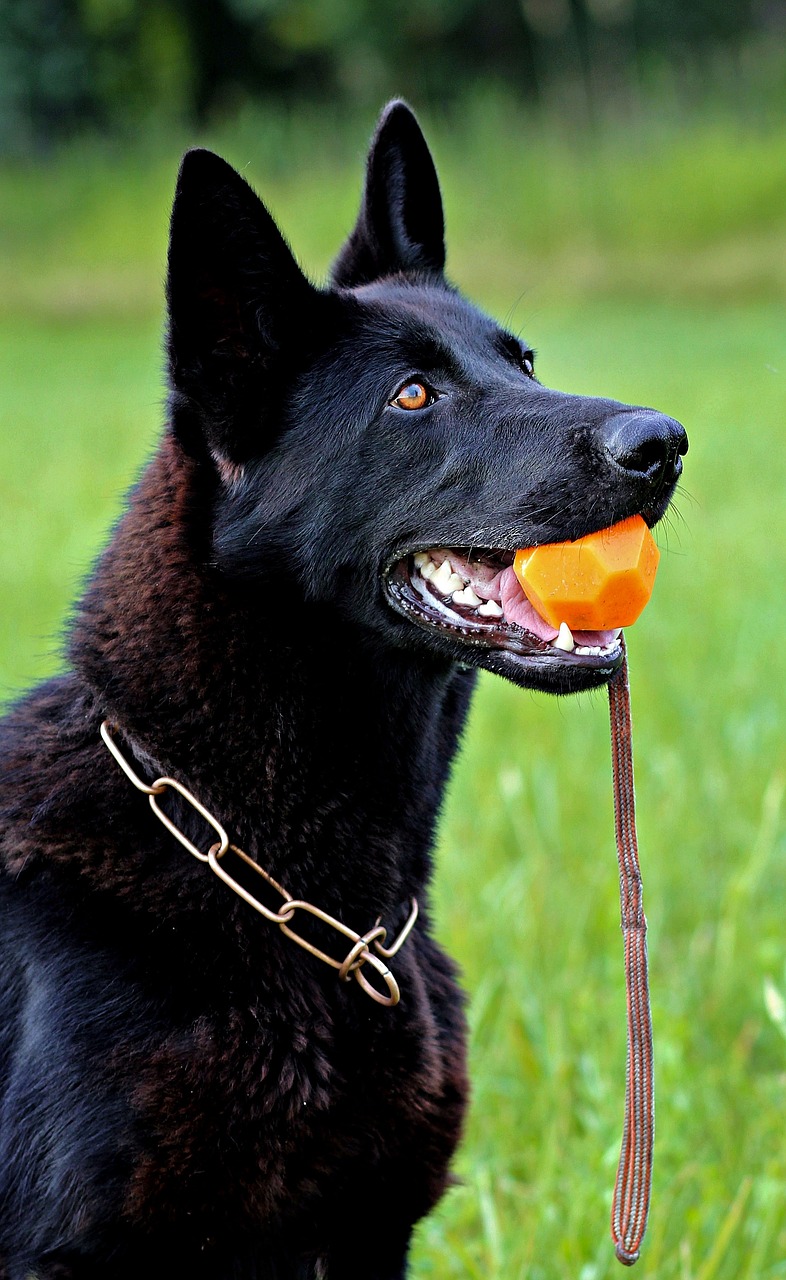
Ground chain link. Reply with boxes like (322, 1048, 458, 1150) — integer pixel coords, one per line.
(100, 721, 417, 1007)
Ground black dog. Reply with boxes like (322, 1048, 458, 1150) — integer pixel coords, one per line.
(0, 102, 686, 1278)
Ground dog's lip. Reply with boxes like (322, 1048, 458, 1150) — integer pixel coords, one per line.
(382, 550, 624, 679)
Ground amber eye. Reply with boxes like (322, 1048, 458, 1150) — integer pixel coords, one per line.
(391, 381, 434, 411)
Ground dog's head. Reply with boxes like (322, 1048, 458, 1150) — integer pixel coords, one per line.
(166, 102, 686, 696)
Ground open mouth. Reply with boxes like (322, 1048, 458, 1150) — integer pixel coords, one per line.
(385, 546, 625, 689)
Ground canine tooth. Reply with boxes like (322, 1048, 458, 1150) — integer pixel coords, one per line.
(478, 599, 503, 618)
(452, 585, 482, 608)
(413, 552, 430, 568)
(431, 559, 455, 593)
(420, 560, 437, 580)
(553, 622, 575, 652)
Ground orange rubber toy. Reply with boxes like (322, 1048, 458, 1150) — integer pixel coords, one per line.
(513, 515, 659, 632)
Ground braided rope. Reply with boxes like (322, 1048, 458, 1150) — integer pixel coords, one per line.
(608, 641, 654, 1266)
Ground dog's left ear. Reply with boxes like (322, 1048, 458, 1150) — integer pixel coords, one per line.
(332, 100, 445, 288)
(167, 148, 320, 465)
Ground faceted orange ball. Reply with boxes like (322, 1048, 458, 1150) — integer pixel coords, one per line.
(512, 515, 660, 632)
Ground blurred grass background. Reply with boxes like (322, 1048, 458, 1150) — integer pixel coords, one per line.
(1, 2, 786, 1276)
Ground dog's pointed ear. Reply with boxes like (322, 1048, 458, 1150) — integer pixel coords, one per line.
(332, 101, 445, 289)
(167, 148, 319, 464)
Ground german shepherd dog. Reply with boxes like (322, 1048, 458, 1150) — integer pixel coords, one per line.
(0, 102, 686, 1278)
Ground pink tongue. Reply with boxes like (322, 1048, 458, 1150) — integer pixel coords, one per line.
(498, 567, 559, 641)
(471, 562, 617, 646)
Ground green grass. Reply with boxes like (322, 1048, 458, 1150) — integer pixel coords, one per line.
(2, 104, 786, 1278)
(2, 96, 786, 320)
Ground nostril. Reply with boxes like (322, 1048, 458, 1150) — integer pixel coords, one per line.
(605, 412, 688, 482)
(616, 436, 668, 476)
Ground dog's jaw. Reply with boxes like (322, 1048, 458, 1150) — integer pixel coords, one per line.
(384, 549, 624, 695)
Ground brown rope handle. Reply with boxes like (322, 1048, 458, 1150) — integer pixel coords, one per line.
(608, 639, 654, 1266)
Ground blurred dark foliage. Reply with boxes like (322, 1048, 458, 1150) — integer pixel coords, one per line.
(0, 0, 782, 152)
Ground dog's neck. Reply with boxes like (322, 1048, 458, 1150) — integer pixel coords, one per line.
(71, 436, 473, 918)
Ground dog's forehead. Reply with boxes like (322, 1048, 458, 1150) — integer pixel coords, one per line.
(351, 280, 507, 367)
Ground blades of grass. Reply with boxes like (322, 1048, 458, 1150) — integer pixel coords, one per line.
(693, 1176, 753, 1280)
(475, 1164, 503, 1274)
(743, 1176, 786, 1280)
(713, 773, 785, 994)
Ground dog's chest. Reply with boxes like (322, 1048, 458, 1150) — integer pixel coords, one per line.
(122, 978, 452, 1233)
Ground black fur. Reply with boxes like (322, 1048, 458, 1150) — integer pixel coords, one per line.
(0, 101, 686, 1278)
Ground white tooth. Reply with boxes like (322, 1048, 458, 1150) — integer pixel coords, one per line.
(553, 622, 575, 652)
(452, 585, 482, 608)
(446, 572, 466, 594)
(612, 628, 623, 640)
(478, 599, 503, 618)
(420, 560, 436, 580)
(431, 559, 455, 594)
(413, 552, 430, 568)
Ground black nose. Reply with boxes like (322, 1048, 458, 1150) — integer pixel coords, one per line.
(604, 410, 688, 490)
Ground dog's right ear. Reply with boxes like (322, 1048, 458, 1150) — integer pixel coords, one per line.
(332, 100, 446, 288)
(167, 148, 319, 465)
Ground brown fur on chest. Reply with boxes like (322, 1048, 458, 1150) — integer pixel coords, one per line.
(121, 954, 467, 1237)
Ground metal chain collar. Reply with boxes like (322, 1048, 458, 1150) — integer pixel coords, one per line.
(99, 721, 418, 1007)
